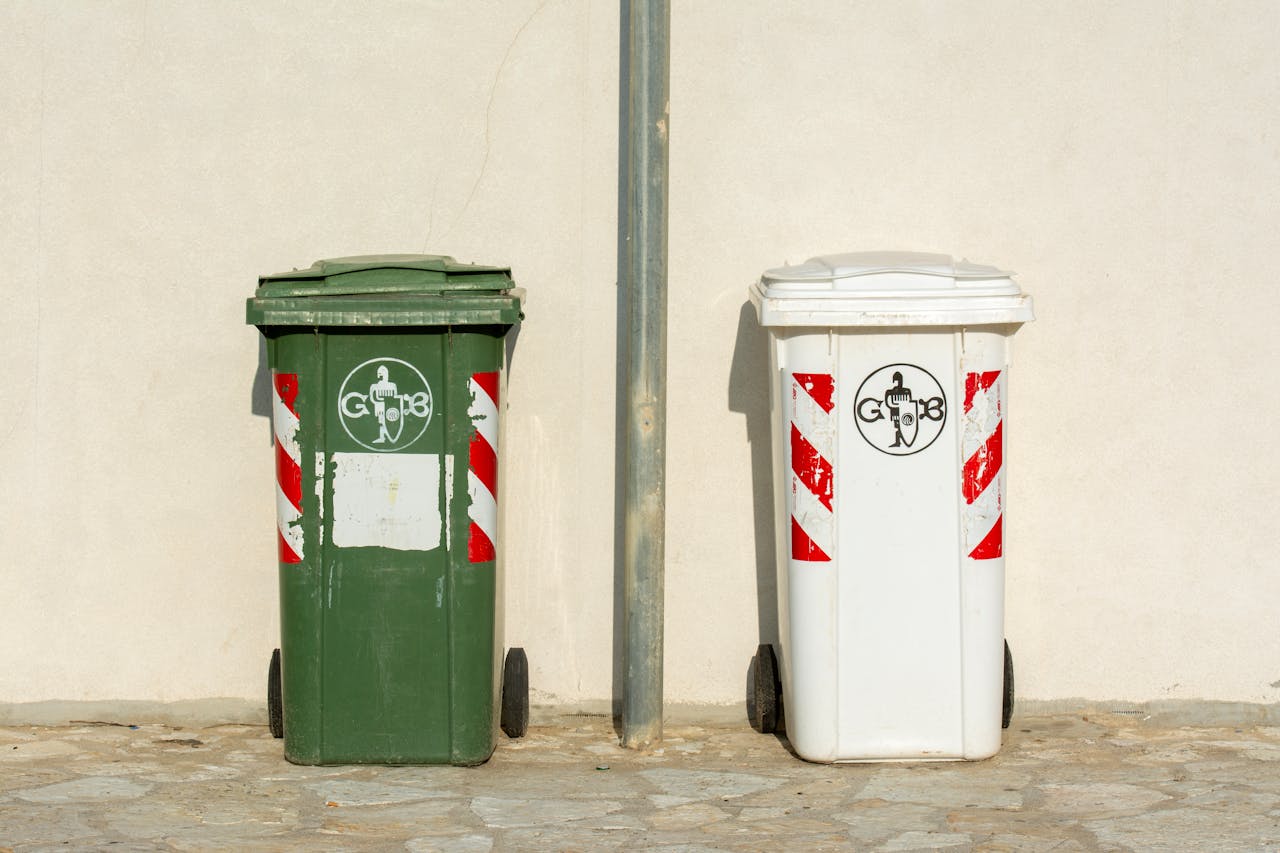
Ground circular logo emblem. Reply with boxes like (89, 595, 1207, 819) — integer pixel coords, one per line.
(338, 357, 433, 452)
(854, 363, 947, 456)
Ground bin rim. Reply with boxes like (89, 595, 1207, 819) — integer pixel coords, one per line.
(255, 254, 515, 300)
(246, 288, 526, 328)
(762, 252, 1009, 283)
(248, 254, 524, 327)
(259, 254, 510, 281)
(751, 251, 1034, 328)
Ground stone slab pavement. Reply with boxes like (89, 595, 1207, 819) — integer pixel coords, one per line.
(1, 713, 1279, 851)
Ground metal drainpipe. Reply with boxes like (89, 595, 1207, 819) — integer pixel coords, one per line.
(621, 0, 669, 749)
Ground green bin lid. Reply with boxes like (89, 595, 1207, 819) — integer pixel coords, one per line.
(247, 254, 524, 328)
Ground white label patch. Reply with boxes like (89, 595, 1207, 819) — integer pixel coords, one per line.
(331, 452, 442, 551)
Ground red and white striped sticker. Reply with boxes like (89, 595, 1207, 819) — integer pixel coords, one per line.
(790, 372, 835, 562)
(467, 372, 499, 563)
(962, 370, 1004, 560)
(272, 372, 304, 564)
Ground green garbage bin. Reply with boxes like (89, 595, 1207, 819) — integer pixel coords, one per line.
(246, 254, 527, 766)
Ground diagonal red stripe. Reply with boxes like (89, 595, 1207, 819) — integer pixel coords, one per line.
(469, 431, 498, 497)
(275, 441, 303, 513)
(793, 373, 834, 413)
(790, 424, 833, 511)
(278, 529, 302, 564)
(468, 521, 495, 563)
(273, 372, 299, 417)
(964, 370, 1001, 412)
(472, 371, 499, 407)
(791, 516, 831, 562)
(962, 421, 1003, 504)
(969, 514, 1003, 560)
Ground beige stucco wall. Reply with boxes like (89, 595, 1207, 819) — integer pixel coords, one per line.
(2, 1, 1278, 720)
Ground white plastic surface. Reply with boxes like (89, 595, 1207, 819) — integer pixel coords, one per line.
(751, 252, 1034, 327)
(759, 253, 1031, 762)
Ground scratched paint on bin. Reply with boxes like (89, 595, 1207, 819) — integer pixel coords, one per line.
(272, 372, 304, 563)
(790, 372, 835, 562)
(314, 452, 325, 545)
(962, 370, 1004, 559)
(467, 372, 500, 563)
(330, 452, 442, 551)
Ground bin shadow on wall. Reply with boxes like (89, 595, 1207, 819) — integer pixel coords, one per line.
(251, 338, 273, 441)
(728, 301, 781, 696)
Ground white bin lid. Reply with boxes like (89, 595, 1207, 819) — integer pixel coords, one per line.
(750, 251, 1034, 327)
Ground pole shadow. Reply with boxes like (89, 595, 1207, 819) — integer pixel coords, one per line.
(610, 0, 633, 737)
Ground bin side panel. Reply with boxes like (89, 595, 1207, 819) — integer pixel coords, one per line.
(766, 333, 792, 745)
(269, 331, 327, 765)
(959, 330, 1012, 759)
(773, 330, 841, 763)
(447, 331, 506, 765)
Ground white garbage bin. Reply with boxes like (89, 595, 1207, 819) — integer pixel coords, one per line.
(748, 252, 1034, 763)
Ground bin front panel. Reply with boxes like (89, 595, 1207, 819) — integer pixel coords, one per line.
(834, 330, 964, 759)
(957, 329, 1011, 759)
(270, 326, 506, 765)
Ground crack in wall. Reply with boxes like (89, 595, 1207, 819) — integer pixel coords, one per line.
(425, 0, 551, 251)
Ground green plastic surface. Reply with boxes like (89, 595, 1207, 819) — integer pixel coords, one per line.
(249, 256, 519, 766)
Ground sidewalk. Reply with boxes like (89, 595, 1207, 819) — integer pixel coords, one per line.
(2, 713, 1278, 851)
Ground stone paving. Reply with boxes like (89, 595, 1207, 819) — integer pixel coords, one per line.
(1, 713, 1279, 851)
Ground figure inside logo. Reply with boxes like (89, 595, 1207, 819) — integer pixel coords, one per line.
(884, 372, 917, 448)
(369, 365, 400, 444)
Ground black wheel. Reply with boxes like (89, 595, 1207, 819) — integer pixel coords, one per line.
(750, 644, 781, 734)
(1002, 640, 1014, 730)
(268, 648, 284, 739)
(500, 648, 529, 739)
